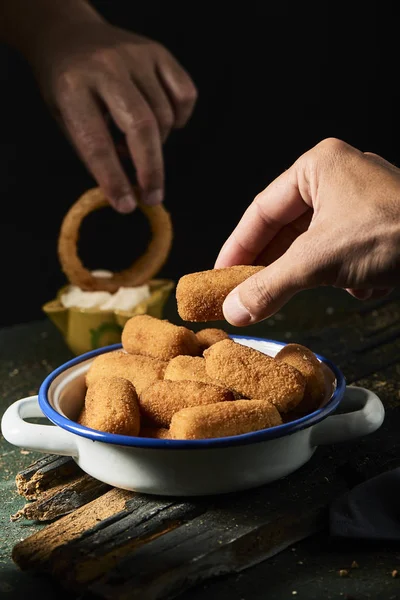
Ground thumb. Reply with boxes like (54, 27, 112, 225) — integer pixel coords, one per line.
(222, 232, 320, 326)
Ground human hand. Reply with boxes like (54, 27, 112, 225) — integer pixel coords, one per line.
(28, 5, 197, 213)
(215, 138, 400, 325)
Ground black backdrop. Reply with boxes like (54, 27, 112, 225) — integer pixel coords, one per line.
(0, 2, 397, 326)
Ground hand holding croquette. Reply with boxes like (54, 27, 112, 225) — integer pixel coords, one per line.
(214, 139, 399, 325)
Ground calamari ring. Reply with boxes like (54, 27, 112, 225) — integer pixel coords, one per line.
(57, 187, 173, 292)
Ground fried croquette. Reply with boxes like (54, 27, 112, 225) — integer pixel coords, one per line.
(78, 376, 140, 435)
(164, 355, 222, 386)
(77, 405, 88, 426)
(86, 350, 167, 396)
(204, 339, 306, 413)
(121, 314, 201, 360)
(195, 328, 230, 351)
(139, 379, 235, 428)
(275, 343, 326, 414)
(169, 399, 282, 439)
(139, 426, 171, 439)
(176, 265, 264, 321)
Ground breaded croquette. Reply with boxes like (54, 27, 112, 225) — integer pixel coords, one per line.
(176, 265, 264, 322)
(204, 339, 306, 413)
(139, 426, 171, 439)
(169, 399, 282, 439)
(164, 355, 222, 386)
(139, 379, 235, 428)
(121, 314, 202, 360)
(78, 376, 140, 436)
(86, 350, 167, 396)
(275, 343, 326, 414)
(77, 405, 88, 426)
(196, 328, 230, 351)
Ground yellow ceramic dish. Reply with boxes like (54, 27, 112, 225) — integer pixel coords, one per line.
(43, 279, 174, 356)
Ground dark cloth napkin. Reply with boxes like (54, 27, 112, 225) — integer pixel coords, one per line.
(330, 467, 400, 541)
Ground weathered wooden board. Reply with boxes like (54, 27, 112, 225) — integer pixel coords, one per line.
(10, 293, 400, 599)
(12, 444, 350, 598)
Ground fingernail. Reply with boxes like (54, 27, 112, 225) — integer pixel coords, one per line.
(223, 291, 252, 326)
(143, 189, 163, 206)
(115, 195, 137, 213)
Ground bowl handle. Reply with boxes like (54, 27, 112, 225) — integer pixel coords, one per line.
(1, 396, 78, 457)
(310, 386, 385, 447)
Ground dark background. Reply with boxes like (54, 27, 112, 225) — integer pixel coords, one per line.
(0, 2, 397, 327)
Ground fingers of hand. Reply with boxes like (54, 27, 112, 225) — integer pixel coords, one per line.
(222, 233, 320, 326)
(98, 77, 164, 205)
(156, 51, 198, 128)
(57, 87, 137, 213)
(254, 211, 313, 267)
(130, 75, 175, 142)
(50, 37, 196, 210)
(215, 167, 310, 269)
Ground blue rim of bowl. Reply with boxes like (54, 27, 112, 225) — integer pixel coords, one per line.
(39, 336, 346, 449)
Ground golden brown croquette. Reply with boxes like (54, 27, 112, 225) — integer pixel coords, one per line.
(121, 314, 202, 359)
(169, 399, 282, 439)
(176, 265, 263, 322)
(86, 350, 168, 396)
(195, 328, 230, 351)
(275, 343, 326, 414)
(204, 339, 306, 413)
(164, 355, 222, 386)
(78, 376, 140, 436)
(139, 379, 235, 427)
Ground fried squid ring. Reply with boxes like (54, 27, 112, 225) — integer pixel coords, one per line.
(57, 187, 173, 292)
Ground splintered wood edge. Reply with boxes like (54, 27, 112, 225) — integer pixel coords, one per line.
(16, 456, 80, 500)
(12, 487, 133, 570)
(11, 475, 111, 522)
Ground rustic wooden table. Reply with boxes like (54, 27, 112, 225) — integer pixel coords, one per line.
(1, 287, 400, 600)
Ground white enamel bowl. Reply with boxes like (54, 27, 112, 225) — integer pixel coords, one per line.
(1, 336, 385, 496)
